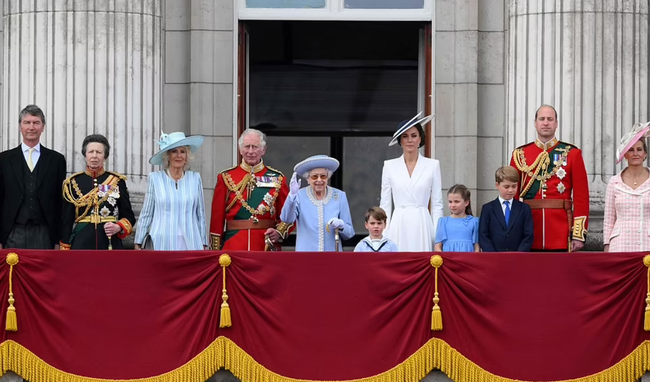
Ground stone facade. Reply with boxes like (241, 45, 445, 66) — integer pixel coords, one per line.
(0, 0, 649, 379)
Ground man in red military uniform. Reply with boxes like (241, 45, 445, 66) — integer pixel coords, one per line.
(210, 128, 292, 251)
(510, 105, 589, 251)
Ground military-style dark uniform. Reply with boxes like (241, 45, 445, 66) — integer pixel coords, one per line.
(60, 168, 135, 250)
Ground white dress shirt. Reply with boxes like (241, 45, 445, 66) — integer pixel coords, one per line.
(22, 142, 41, 168)
(498, 196, 513, 217)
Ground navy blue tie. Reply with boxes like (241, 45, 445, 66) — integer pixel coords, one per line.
(504, 201, 511, 225)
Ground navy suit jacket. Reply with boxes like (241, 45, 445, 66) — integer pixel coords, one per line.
(479, 198, 534, 252)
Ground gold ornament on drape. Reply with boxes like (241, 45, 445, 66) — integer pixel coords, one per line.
(430, 255, 443, 331)
(220, 254, 232, 328)
(5, 252, 19, 331)
(643, 255, 650, 332)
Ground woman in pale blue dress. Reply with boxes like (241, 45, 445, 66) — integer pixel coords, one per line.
(134, 132, 208, 250)
(280, 155, 354, 251)
(434, 184, 479, 252)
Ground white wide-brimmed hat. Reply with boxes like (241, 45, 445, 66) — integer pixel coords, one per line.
(149, 132, 205, 166)
(616, 122, 650, 163)
(388, 111, 434, 147)
(294, 155, 340, 175)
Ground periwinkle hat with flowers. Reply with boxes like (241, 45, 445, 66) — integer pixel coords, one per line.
(149, 132, 205, 166)
(388, 111, 434, 147)
(616, 122, 650, 163)
(294, 155, 340, 176)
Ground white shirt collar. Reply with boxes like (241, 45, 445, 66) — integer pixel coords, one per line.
(498, 196, 512, 205)
(21, 142, 41, 153)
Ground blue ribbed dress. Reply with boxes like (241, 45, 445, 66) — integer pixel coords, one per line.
(134, 171, 208, 250)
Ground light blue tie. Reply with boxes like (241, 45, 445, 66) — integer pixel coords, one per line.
(504, 201, 511, 225)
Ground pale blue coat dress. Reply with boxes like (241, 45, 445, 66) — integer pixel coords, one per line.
(280, 186, 355, 251)
(134, 171, 208, 250)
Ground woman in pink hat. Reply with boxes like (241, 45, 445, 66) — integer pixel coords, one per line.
(603, 122, 650, 252)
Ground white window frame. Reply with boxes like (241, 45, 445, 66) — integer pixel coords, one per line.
(238, 0, 433, 21)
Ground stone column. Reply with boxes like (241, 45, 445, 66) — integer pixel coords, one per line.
(2, 0, 163, 193)
(435, 0, 479, 209)
(507, 0, 649, 248)
(185, 0, 235, 220)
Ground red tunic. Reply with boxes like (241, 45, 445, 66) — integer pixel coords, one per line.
(510, 139, 589, 250)
(209, 160, 291, 251)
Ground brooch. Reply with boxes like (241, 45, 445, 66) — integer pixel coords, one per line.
(557, 182, 566, 194)
(556, 168, 566, 180)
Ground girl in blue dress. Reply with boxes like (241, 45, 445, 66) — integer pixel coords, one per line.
(434, 184, 479, 252)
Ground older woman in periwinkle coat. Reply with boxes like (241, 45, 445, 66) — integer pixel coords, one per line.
(280, 155, 354, 251)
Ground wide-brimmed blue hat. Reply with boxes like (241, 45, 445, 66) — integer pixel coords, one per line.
(149, 131, 205, 166)
(294, 155, 340, 175)
(388, 112, 434, 147)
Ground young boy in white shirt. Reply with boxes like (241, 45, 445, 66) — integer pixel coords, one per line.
(354, 207, 399, 252)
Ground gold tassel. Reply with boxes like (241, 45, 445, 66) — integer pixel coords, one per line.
(219, 254, 232, 328)
(643, 255, 650, 332)
(5, 252, 19, 332)
(430, 255, 443, 331)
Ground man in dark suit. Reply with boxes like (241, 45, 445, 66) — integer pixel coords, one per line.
(479, 166, 534, 252)
(0, 105, 67, 249)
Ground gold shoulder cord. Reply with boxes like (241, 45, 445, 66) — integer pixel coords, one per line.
(513, 147, 572, 198)
(512, 149, 549, 198)
(62, 175, 119, 222)
(222, 172, 281, 217)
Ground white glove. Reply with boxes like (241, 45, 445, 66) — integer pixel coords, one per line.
(327, 218, 345, 230)
(289, 172, 301, 197)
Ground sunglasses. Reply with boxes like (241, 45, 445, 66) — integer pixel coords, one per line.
(310, 174, 328, 180)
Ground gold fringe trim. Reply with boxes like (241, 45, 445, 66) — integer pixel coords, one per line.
(5, 253, 19, 332)
(0, 338, 649, 382)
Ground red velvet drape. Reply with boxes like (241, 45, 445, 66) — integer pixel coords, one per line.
(0, 250, 647, 381)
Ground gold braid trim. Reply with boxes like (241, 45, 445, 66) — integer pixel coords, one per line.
(512, 147, 571, 199)
(512, 149, 549, 198)
(1, 337, 649, 382)
(62, 174, 120, 223)
(222, 173, 281, 218)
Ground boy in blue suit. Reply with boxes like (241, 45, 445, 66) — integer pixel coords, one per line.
(479, 166, 534, 252)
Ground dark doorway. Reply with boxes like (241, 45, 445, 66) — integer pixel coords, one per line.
(242, 20, 429, 247)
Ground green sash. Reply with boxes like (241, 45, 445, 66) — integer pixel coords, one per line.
(522, 142, 571, 199)
(224, 169, 280, 243)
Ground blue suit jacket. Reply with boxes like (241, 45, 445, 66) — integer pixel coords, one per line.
(479, 198, 534, 252)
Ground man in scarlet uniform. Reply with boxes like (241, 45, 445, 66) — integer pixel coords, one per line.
(210, 128, 292, 250)
(510, 105, 589, 251)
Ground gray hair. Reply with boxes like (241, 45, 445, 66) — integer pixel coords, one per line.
(238, 128, 267, 149)
(19, 105, 46, 125)
(161, 145, 194, 171)
(302, 169, 333, 179)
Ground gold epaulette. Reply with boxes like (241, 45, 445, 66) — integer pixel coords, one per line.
(106, 171, 127, 181)
(558, 140, 578, 150)
(219, 165, 238, 175)
(515, 142, 533, 150)
(265, 165, 285, 177)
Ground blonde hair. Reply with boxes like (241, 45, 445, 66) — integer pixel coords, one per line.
(162, 146, 194, 170)
(495, 166, 519, 184)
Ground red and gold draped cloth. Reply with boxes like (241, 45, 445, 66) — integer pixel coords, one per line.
(0, 250, 648, 382)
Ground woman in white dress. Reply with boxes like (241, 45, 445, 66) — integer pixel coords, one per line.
(380, 113, 444, 251)
(134, 132, 208, 250)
